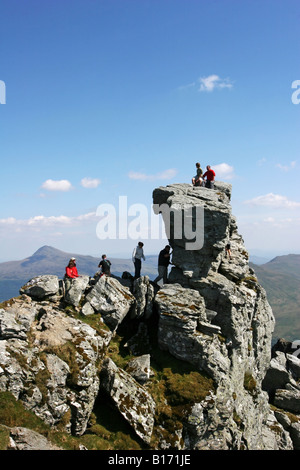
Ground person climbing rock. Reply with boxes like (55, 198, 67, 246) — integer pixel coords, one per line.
(153, 245, 172, 285)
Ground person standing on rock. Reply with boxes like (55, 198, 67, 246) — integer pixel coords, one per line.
(154, 245, 172, 285)
(98, 254, 111, 277)
(203, 165, 216, 189)
(132, 242, 145, 278)
(225, 243, 232, 260)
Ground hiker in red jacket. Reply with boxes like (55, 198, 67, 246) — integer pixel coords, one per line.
(64, 257, 79, 295)
(65, 257, 79, 278)
(203, 165, 216, 189)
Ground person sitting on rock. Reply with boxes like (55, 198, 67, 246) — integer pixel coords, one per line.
(65, 258, 79, 279)
(98, 254, 111, 277)
(64, 257, 79, 292)
(203, 165, 216, 189)
(192, 162, 203, 186)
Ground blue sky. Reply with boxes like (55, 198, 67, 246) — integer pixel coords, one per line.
(0, 0, 299, 261)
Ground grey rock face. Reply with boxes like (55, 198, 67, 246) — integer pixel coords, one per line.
(64, 275, 90, 307)
(274, 389, 300, 414)
(262, 340, 300, 449)
(0, 295, 111, 436)
(125, 354, 151, 384)
(1, 181, 299, 450)
(155, 283, 230, 382)
(152, 183, 291, 450)
(86, 276, 135, 329)
(131, 276, 155, 320)
(100, 357, 155, 444)
(20, 275, 60, 299)
(7, 427, 62, 450)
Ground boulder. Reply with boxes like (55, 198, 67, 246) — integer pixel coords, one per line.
(262, 354, 291, 394)
(85, 276, 135, 329)
(7, 427, 62, 450)
(131, 276, 155, 320)
(100, 358, 155, 444)
(286, 353, 300, 380)
(64, 275, 90, 307)
(125, 354, 151, 384)
(20, 275, 59, 299)
(274, 389, 300, 414)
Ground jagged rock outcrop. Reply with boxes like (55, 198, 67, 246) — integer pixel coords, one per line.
(0, 181, 299, 450)
(262, 339, 300, 449)
(0, 272, 156, 445)
(155, 283, 229, 382)
(152, 183, 294, 449)
(0, 294, 111, 436)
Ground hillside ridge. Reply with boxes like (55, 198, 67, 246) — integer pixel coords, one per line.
(1, 182, 300, 450)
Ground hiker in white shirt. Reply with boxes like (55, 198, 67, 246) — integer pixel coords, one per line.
(132, 242, 145, 278)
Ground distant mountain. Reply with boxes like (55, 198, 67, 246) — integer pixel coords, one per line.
(251, 254, 300, 341)
(0, 245, 158, 302)
(1, 247, 299, 342)
(249, 255, 270, 265)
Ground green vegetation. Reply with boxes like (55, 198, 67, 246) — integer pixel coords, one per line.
(251, 255, 300, 341)
(244, 372, 257, 396)
(0, 311, 216, 450)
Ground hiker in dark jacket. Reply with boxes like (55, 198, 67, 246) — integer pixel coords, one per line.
(98, 254, 111, 276)
(153, 245, 172, 285)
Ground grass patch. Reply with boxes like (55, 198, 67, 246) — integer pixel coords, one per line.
(244, 372, 257, 395)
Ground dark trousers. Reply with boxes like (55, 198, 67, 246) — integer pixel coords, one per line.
(205, 180, 214, 189)
(134, 258, 142, 278)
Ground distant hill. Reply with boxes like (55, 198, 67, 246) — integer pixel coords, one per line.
(0, 245, 158, 302)
(251, 254, 300, 341)
(1, 247, 299, 342)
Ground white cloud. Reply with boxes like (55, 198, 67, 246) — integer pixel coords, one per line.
(244, 193, 300, 209)
(128, 168, 177, 181)
(276, 161, 297, 172)
(198, 75, 233, 92)
(212, 163, 235, 180)
(257, 158, 267, 166)
(238, 216, 300, 254)
(80, 177, 101, 188)
(178, 74, 233, 93)
(41, 179, 73, 192)
(0, 212, 97, 228)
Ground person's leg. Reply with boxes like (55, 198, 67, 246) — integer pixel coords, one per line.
(154, 266, 164, 284)
(134, 258, 141, 278)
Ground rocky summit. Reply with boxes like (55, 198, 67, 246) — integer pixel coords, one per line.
(0, 182, 300, 450)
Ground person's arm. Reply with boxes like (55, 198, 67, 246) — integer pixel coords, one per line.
(73, 267, 79, 277)
(132, 248, 136, 261)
